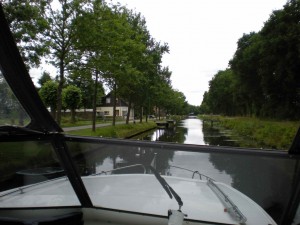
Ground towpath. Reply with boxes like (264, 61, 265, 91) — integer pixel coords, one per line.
(63, 121, 129, 132)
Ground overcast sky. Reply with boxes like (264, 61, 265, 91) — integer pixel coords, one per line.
(109, 0, 287, 106)
(31, 0, 287, 106)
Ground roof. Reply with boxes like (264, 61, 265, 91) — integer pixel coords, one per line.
(99, 92, 129, 107)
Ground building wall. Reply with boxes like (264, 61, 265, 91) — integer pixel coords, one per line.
(96, 106, 134, 118)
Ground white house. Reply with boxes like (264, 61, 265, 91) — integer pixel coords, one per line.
(96, 93, 134, 119)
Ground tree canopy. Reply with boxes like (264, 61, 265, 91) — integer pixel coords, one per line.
(4, 0, 193, 124)
(201, 0, 300, 120)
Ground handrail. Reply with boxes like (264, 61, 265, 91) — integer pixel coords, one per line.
(92, 164, 147, 176)
(207, 179, 247, 224)
(0, 176, 68, 198)
(169, 165, 214, 181)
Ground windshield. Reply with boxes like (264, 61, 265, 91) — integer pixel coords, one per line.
(0, 139, 81, 208)
(0, 70, 29, 127)
(1, 1, 300, 225)
(66, 137, 298, 224)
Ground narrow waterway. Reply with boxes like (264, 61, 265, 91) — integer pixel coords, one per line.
(135, 118, 240, 146)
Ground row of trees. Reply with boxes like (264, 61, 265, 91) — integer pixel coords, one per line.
(200, 0, 300, 120)
(3, 0, 192, 128)
(38, 79, 83, 123)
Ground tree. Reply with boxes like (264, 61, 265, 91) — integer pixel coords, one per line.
(116, 10, 151, 124)
(39, 80, 58, 118)
(2, 0, 48, 68)
(68, 70, 104, 110)
(229, 32, 263, 116)
(75, 0, 127, 127)
(62, 85, 82, 123)
(203, 69, 235, 115)
(38, 71, 52, 87)
(44, 0, 85, 125)
(199, 91, 211, 114)
(258, 0, 300, 119)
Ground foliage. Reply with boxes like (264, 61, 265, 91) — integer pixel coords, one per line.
(62, 85, 82, 123)
(74, 0, 187, 125)
(201, 0, 300, 120)
(6, 0, 193, 128)
(200, 115, 299, 150)
(38, 80, 58, 117)
(2, 0, 48, 68)
(68, 70, 104, 109)
(38, 71, 52, 87)
(43, 0, 87, 125)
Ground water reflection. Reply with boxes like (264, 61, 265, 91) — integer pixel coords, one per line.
(136, 118, 239, 147)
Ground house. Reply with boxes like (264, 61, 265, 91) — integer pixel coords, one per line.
(96, 93, 134, 119)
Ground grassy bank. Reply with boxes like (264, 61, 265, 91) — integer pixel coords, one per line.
(66, 121, 157, 139)
(200, 115, 299, 150)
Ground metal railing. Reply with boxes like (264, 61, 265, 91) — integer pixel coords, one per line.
(92, 164, 147, 176)
(169, 165, 215, 181)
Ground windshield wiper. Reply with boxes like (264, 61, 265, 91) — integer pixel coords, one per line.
(148, 165, 183, 210)
(0, 125, 43, 135)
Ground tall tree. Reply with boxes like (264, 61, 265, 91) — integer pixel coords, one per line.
(2, 0, 48, 68)
(259, 0, 300, 118)
(44, 0, 84, 125)
(75, 0, 126, 127)
(203, 69, 235, 115)
(229, 32, 263, 116)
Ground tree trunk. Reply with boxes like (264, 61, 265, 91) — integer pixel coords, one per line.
(158, 107, 161, 120)
(92, 70, 99, 132)
(112, 83, 117, 126)
(56, 58, 64, 125)
(71, 108, 75, 123)
(126, 97, 132, 124)
(139, 107, 143, 123)
(50, 107, 56, 120)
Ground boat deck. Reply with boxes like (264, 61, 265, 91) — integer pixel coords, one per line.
(0, 174, 276, 225)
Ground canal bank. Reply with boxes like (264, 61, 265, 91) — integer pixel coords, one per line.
(199, 115, 299, 150)
(65, 121, 157, 138)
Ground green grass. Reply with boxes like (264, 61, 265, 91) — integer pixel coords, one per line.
(60, 116, 127, 127)
(66, 121, 157, 138)
(200, 115, 299, 150)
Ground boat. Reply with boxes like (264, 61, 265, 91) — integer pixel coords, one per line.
(0, 3, 300, 225)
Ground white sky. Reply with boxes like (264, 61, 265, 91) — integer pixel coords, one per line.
(30, 0, 287, 106)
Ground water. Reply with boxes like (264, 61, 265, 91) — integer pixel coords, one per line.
(135, 118, 241, 146)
